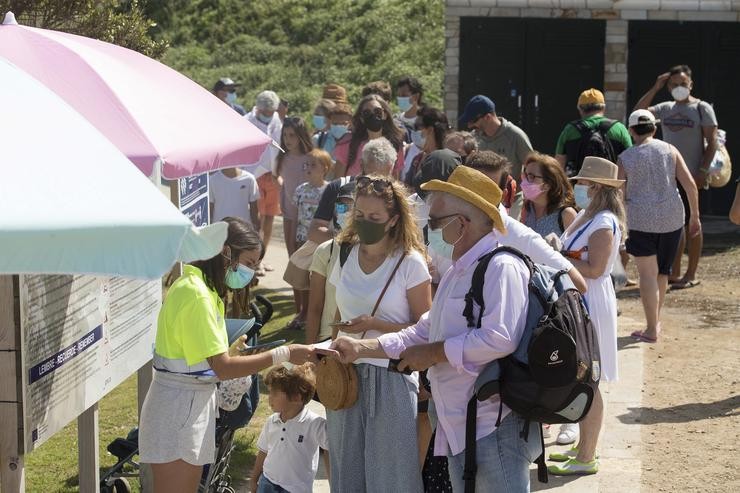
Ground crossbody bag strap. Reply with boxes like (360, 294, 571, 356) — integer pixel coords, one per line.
(359, 252, 406, 339)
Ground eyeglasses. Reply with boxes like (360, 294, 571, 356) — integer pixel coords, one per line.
(522, 172, 544, 182)
(428, 213, 463, 230)
(361, 108, 384, 120)
(356, 176, 393, 193)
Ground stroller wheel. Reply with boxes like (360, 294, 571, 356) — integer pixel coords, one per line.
(112, 478, 132, 493)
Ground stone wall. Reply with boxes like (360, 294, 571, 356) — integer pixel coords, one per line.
(444, 0, 740, 121)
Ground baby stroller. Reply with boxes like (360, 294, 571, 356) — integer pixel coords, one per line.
(100, 295, 274, 493)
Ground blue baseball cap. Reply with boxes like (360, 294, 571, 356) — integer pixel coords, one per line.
(458, 95, 496, 127)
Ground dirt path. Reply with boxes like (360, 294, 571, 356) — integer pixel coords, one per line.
(618, 221, 740, 493)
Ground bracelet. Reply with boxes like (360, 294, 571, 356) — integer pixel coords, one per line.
(271, 345, 290, 365)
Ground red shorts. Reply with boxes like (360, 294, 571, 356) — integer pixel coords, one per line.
(257, 173, 281, 217)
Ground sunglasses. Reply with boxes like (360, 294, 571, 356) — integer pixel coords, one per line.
(356, 176, 393, 193)
(361, 108, 384, 120)
(335, 203, 350, 214)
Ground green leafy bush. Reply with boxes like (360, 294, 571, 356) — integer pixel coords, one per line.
(151, 0, 445, 117)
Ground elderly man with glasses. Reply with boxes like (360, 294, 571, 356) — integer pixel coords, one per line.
(332, 166, 542, 491)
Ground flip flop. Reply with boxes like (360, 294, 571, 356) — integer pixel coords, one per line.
(670, 279, 701, 290)
(630, 330, 658, 343)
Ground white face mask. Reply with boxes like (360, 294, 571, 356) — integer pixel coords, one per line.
(671, 86, 690, 101)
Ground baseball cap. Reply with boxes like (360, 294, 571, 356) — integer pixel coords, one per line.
(577, 88, 605, 106)
(628, 109, 660, 127)
(458, 95, 496, 127)
(213, 77, 240, 92)
(337, 181, 356, 201)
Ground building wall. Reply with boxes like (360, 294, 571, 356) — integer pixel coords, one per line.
(445, 0, 740, 122)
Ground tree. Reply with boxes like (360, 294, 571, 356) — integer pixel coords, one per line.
(1, 0, 167, 57)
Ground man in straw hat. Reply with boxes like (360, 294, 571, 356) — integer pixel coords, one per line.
(332, 166, 540, 491)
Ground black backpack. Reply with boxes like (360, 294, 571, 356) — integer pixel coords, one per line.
(462, 246, 600, 492)
(564, 119, 618, 177)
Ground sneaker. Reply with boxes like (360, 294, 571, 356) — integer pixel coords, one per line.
(549, 448, 599, 462)
(548, 458, 598, 476)
(549, 447, 577, 462)
(556, 423, 579, 445)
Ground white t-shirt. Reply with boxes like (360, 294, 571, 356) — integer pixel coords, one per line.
(329, 246, 430, 367)
(208, 170, 259, 226)
(257, 407, 327, 493)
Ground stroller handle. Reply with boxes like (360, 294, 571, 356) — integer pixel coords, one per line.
(245, 295, 274, 340)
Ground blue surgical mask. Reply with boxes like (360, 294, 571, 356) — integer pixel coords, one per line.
(257, 113, 272, 125)
(574, 184, 592, 209)
(313, 114, 326, 129)
(335, 211, 349, 230)
(330, 124, 349, 139)
(225, 263, 255, 290)
(397, 96, 412, 111)
(226, 91, 237, 104)
(335, 203, 350, 230)
(427, 218, 460, 260)
(411, 129, 426, 149)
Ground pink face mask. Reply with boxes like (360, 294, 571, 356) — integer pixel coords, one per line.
(520, 178, 544, 200)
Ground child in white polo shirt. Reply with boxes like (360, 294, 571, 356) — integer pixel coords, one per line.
(251, 364, 327, 493)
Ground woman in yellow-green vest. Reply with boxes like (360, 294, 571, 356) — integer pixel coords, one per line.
(139, 217, 317, 492)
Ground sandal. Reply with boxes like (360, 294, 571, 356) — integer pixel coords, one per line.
(285, 317, 305, 330)
(670, 279, 701, 290)
(631, 329, 659, 343)
(548, 458, 599, 476)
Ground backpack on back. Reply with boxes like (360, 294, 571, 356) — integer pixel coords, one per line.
(564, 119, 618, 177)
(461, 246, 600, 492)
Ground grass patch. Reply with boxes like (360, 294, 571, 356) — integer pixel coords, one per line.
(25, 287, 298, 491)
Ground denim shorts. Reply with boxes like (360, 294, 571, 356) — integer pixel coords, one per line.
(446, 412, 541, 492)
(256, 474, 288, 493)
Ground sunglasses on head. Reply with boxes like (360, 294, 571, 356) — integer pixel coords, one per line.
(361, 108, 384, 119)
(356, 175, 393, 193)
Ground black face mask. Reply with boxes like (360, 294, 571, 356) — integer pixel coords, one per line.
(364, 115, 384, 132)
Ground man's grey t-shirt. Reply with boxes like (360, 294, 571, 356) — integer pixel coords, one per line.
(475, 117, 533, 178)
(651, 100, 717, 173)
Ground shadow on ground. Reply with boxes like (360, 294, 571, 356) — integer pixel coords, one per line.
(617, 394, 740, 425)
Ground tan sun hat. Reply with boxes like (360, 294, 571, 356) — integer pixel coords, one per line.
(420, 165, 506, 233)
(570, 156, 625, 188)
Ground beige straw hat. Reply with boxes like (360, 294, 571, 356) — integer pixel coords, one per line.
(570, 156, 625, 188)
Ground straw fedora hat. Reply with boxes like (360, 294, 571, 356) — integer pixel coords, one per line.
(570, 156, 625, 188)
(420, 165, 506, 233)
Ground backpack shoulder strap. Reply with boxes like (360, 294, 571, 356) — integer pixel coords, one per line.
(557, 207, 566, 232)
(339, 242, 353, 268)
(572, 119, 589, 136)
(463, 246, 535, 328)
(463, 250, 496, 329)
(598, 118, 617, 133)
